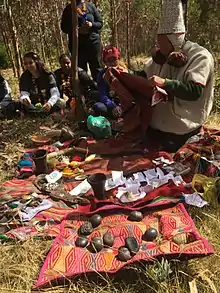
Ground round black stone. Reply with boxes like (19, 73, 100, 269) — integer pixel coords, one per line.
(143, 227, 158, 241)
(118, 247, 132, 262)
(89, 214, 102, 228)
(103, 232, 115, 247)
(75, 236, 88, 248)
(125, 237, 139, 255)
(78, 222, 93, 236)
(90, 237, 103, 253)
(128, 211, 143, 222)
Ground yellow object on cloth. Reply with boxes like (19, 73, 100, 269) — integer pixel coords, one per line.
(192, 174, 219, 207)
(62, 167, 84, 177)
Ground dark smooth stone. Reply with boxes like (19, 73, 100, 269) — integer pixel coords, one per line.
(90, 237, 103, 253)
(125, 237, 140, 255)
(118, 247, 132, 262)
(89, 214, 102, 228)
(78, 222, 93, 236)
(75, 236, 88, 248)
(128, 211, 143, 222)
(143, 228, 158, 241)
(103, 232, 115, 247)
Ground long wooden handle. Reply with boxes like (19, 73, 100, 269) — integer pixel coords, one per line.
(47, 146, 88, 160)
(71, 0, 79, 95)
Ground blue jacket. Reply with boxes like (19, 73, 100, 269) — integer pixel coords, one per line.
(97, 68, 117, 109)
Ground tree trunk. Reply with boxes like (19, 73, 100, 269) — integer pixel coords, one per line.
(36, 0, 47, 64)
(71, 0, 79, 95)
(126, 1, 131, 67)
(1, 30, 16, 76)
(109, 0, 117, 46)
(53, 21, 61, 57)
(0, 11, 17, 76)
(71, 0, 86, 121)
(6, 5, 22, 77)
(55, 1, 65, 53)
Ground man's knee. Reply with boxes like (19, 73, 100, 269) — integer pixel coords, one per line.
(93, 102, 108, 115)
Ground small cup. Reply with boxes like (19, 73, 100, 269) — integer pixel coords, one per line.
(87, 173, 106, 200)
(33, 149, 48, 175)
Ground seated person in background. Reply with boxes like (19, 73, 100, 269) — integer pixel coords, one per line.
(143, 0, 214, 152)
(54, 54, 98, 109)
(19, 52, 65, 114)
(0, 74, 14, 119)
(93, 45, 127, 118)
(54, 54, 72, 108)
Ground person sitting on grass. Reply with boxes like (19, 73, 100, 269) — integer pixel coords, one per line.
(0, 73, 15, 119)
(19, 52, 65, 115)
(143, 0, 215, 152)
(54, 53, 99, 109)
(92, 45, 127, 118)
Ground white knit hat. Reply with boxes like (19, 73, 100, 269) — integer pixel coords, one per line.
(157, 0, 186, 35)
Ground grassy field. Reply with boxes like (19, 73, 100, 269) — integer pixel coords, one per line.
(0, 68, 220, 293)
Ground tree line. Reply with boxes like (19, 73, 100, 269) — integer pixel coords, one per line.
(0, 0, 219, 77)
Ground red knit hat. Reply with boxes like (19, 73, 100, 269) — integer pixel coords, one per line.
(102, 45, 120, 61)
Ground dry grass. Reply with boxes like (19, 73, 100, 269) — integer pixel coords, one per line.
(0, 69, 220, 293)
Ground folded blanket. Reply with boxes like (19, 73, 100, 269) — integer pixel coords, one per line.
(104, 68, 153, 135)
(16, 153, 35, 179)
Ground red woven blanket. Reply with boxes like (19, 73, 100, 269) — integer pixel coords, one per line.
(34, 203, 214, 288)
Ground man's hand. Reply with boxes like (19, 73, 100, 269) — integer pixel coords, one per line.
(63, 94, 69, 102)
(84, 21, 92, 28)
(116, 65, 128, 73)
(42, 102, 52, 112)
(22, 97, 31, 105)
(148, 75, 165, 88)
(88, 107, 95, 115)
(112, 106, 122, 118)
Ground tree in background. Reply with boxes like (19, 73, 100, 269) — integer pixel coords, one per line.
(0, 0, 218, 76)
(0, 42, 10, 68)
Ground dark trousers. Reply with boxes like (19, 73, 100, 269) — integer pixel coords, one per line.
(81, 90, 99, 109)
(146, 126, 201, 153)
(78, 39, 101, 81)
(78, 69, 98, 91)
(0, 98, 18, 119)
(92, 102, 114, 118)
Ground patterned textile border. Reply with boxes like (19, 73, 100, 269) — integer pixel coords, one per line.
(34, 203, 214, 288)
